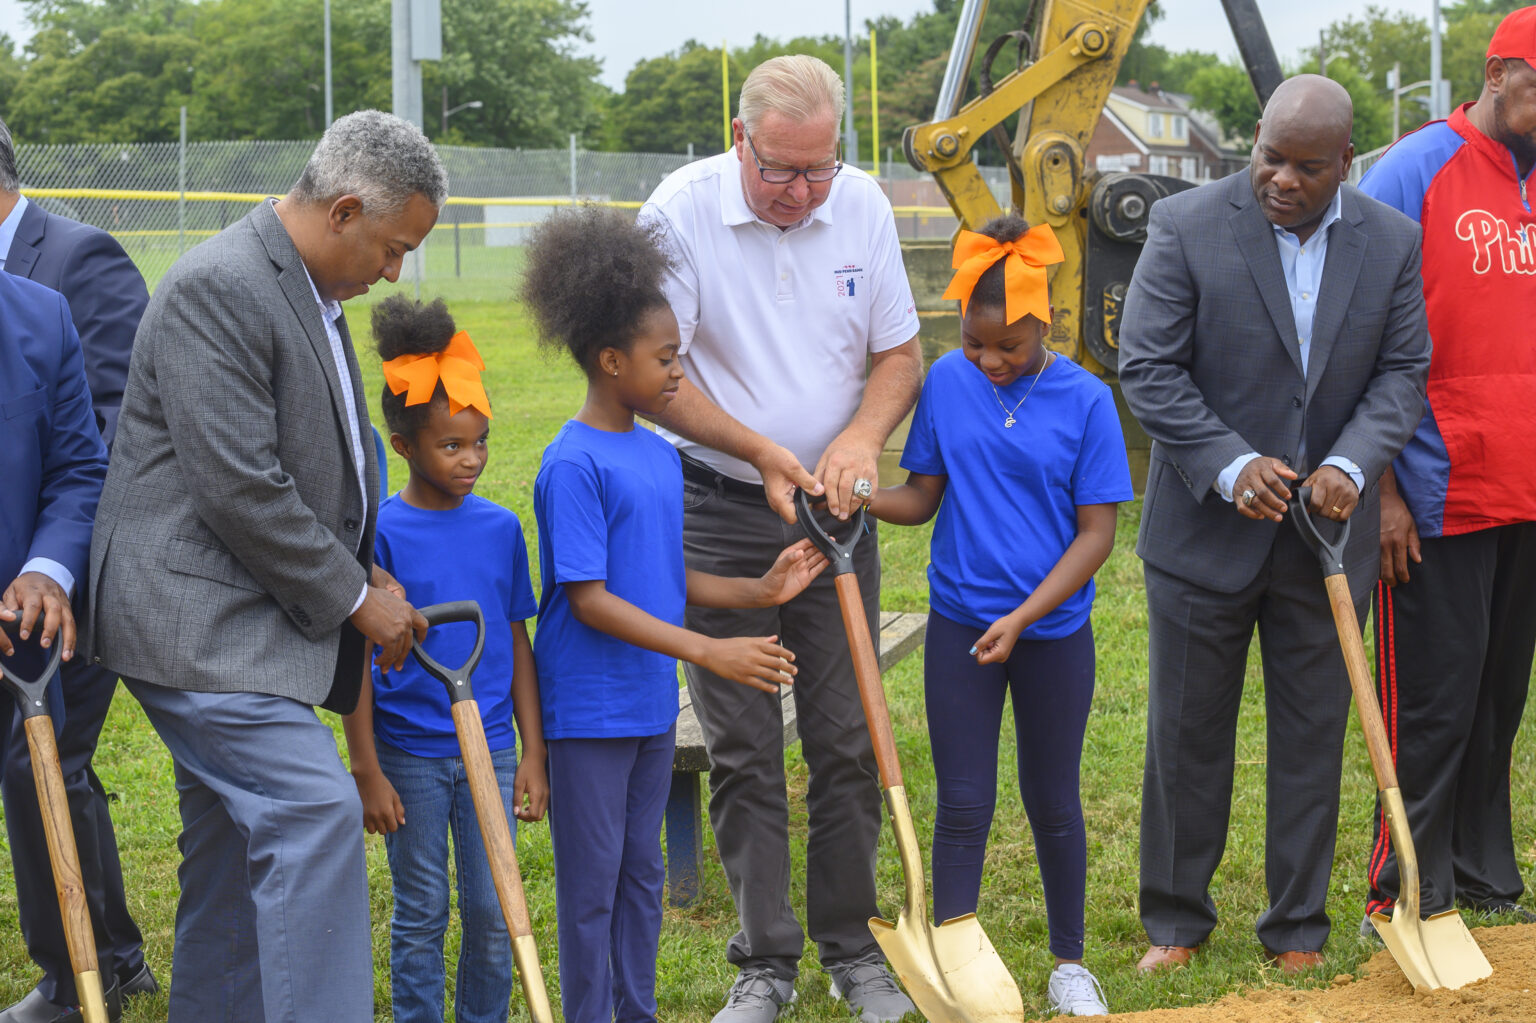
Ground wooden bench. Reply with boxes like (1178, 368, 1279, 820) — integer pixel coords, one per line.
(664, 611, 927, 906)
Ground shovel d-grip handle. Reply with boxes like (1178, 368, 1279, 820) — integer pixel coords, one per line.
(410, 601, 486, 704)
(1287, 485, 1351, 578)
(794, 488, 867, 576)
(1289, 487, 1402, 794)
(0, 617, 64, 720)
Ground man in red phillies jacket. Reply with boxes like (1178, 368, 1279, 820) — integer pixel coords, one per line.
(1355, 5, 1536, 929)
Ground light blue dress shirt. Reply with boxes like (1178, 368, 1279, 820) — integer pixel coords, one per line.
(1216, 189, 1364, 502)
(0, 193, 28, 268)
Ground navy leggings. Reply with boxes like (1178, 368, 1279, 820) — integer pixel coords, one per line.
(924, 610, 1095, 960)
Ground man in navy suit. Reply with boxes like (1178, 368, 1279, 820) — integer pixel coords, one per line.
(0, 117, 155, 1023)
(0, 270, 111, 1018)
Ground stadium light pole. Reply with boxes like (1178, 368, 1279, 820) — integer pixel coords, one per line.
(843, 0, 857, 164)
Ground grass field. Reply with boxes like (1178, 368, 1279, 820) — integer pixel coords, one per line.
(1, 289, 1532, 1021)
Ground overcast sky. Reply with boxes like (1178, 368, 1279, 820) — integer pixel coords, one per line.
(0, 0, 1431, 91)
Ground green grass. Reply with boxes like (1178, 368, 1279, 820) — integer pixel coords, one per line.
(1, 292, 1532, 1021)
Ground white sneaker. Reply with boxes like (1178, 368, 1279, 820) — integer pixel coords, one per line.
(1046, 963, 1107, 1017)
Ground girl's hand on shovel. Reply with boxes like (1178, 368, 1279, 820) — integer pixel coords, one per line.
(701, 636, 797, 694)
(757, 540, 830, 606)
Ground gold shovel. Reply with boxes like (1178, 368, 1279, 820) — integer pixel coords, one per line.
(0, 622, 110, 1023)
(797, 491, 1026, 1023)
(410, 601, 555, 1023)
(1289, 488, 1492, 992)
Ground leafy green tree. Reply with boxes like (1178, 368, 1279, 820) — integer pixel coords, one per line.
(6, 24, 196, 142)
(604, 41, 743, 155)
(1187, 60, 1261, 141)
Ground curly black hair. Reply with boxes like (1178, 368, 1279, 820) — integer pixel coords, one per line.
(519, 204, 674, 374)
(969, 214, 1035, 315)
(372, 294, 460, 439)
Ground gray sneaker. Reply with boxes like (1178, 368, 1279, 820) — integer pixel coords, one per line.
(826, 953, 916, 1023)
(712, 970, 796, 1023)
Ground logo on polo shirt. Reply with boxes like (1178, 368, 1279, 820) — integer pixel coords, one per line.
(834, 263, 865, 298)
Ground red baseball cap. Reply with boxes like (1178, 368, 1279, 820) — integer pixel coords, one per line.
(1488, 6, 1536, 60)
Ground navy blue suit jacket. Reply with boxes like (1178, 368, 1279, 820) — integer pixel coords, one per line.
(0, 271, 110, 599)
(5, 200, 148, 448)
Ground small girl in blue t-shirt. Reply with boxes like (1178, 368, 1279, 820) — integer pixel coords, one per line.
(342, 295, 547, 1023)
(518, 205, 828, 1023)
(863, 216, 1133, 1017)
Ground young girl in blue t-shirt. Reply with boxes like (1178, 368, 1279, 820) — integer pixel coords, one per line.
(342, 296, 548, 1023)
(519, 205, 829, 1023)
(863, 216, 1133, 1017)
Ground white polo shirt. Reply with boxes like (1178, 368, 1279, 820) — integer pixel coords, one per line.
(639, 148, 920, 483)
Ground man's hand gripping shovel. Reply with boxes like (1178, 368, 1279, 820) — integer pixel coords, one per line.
(1288, 488, 1492, 992)
(796, 490, 1025, 1023)
(0, 621, 111, 1023)
(409, 601, 554, 1023)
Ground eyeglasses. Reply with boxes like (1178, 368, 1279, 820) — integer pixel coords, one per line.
(743, 128, 843, 184)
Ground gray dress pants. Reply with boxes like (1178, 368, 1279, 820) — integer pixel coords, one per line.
(681, 478, 884, 980)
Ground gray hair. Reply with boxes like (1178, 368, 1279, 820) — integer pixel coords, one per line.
(288, 110, 448, 217)
(738, 55, 845, 134)
(0, 117, 17, 193)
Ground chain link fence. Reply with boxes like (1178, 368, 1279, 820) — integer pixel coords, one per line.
(14, 140, 982, 296)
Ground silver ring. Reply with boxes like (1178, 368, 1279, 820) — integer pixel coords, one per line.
(1241, 488, 1257, 507)
(852, 478, 873, 500)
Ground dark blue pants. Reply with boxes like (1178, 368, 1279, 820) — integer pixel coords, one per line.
(3, 659, 145, 1004)
(924, 611, 1094, 960)
(547, 727, 674, 1023)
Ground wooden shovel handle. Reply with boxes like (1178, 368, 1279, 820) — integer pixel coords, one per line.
(23, 716, 101, 976)
(451, 701, 535, 939)
(834, 574, 902, 790)
(1323, 574, 1400, 791)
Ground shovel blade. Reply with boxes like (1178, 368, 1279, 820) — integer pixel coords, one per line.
(1370, 907, 1492, 993)
(870, 911, 1024, 1023)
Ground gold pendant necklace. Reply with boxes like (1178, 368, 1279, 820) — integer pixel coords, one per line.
(990, 352, 1054, 428)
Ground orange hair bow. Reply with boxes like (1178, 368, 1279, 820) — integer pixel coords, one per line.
(941, 224, 1064, 325)
(381, 330, 493, 419)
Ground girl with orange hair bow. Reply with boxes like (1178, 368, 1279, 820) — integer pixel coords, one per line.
(860, 215, 1133, 1016)
(341, 294, 549, 1023)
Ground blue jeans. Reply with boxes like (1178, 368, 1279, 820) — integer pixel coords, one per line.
(377, 739, 518, 1023)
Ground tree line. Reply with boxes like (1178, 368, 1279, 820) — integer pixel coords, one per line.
(0, 0, 1523, 156)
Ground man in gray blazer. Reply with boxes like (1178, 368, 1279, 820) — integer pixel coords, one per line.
(1118, 76, 1430, 974)
(88, 110, 442, 1021)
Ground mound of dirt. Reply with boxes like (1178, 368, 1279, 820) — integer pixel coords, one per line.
(1100, 924, 1536, 1022)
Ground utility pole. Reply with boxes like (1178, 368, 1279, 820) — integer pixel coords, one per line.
(323, 0, 333, 126)
(391, 0, 441, 129)
(1431, 0, 1445, 119)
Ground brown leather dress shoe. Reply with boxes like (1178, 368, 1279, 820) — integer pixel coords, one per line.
(1137, 944, 1197, 972)
(1266, 949, 1325, 974)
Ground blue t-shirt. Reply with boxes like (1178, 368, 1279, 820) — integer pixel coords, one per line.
(533, 421, 685, 740)
(901, 350, 1133, 638)
(371, 494, 539, 758)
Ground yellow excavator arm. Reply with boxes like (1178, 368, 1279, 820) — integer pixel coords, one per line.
(903, 0, 1282, 376)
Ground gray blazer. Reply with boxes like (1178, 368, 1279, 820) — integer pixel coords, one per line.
(88, 201, 379, 712)
(1118, 171, 1431, 597)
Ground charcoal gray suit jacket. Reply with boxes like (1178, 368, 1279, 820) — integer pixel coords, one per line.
(1118, 171, 1431, 598)
(88, 201, 378, 712)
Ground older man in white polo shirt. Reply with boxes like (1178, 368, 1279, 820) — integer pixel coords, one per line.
(639, 54, 923, 1023)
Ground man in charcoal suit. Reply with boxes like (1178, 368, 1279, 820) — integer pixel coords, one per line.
(1118, 75, 1431, 972)
(88, 110, 440, 1021)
